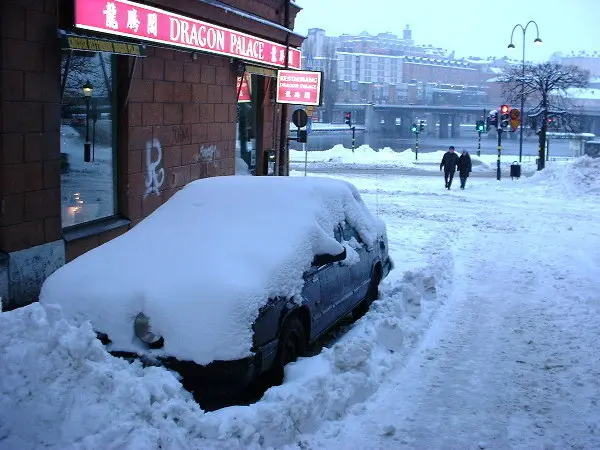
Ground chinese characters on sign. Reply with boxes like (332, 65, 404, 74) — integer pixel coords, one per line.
(75, 0, 302, 69)
(275, 70, 322, 106)
(236, 73, 251, 103)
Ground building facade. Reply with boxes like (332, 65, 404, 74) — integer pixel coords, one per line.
(301, 27, 489, 120)
(0, 0, 304, 310)
(556, 53, 600, 77)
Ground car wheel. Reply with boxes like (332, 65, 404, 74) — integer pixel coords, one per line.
(353, 266, 381, 319)
(271, 315, 306, 385)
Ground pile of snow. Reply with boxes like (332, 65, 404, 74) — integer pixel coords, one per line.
(526, 156, 600, 196)
(235, 156, 251, 175)
(40, 176, 386, 366)
(0, 303, 207, 449)
(290, 145, 416, 169)
(0, 240, 452, 449)
(290, 145, 494, 172)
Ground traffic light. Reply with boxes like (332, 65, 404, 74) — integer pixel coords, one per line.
(344, 111, 352, 127)
(500, 104, 510, 129)
(419, 120, 425, 132)
(476, 120, 485, 132)
(411, 123, 418, 133)
(488, 111, 498, 129)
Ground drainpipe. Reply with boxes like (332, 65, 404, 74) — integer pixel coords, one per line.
(277, 0, 290, 176)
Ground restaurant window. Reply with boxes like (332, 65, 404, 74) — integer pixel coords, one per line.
(60, 51, 117, 227)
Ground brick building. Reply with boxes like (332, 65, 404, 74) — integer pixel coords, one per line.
(0, 0, 304, 309)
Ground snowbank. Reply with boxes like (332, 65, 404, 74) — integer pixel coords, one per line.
(40, 176, 386, 366)
(0, 303, 207, 449)
(526, 156, 600, 196)
(235, 156, 251, 175)
(0, 241, 452, 449)
(290, 145, 493, 172)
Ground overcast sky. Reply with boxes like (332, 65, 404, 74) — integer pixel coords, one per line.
(293, 0, 600, 62)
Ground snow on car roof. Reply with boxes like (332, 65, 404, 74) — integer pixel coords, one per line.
(40, 176, 386, 365)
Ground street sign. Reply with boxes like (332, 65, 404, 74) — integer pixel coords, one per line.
(276, 70, 323, 106)
(291, 108, 308, 128)
(509, 108, 520, 119)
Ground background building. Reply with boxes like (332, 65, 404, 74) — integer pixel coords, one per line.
(301, 26, 491, 122)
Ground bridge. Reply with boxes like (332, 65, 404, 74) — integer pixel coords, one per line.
(332, 103, 600, 138)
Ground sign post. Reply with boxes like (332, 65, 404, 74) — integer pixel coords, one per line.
(291, 109, 308, 176)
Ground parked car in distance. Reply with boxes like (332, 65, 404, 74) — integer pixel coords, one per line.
(40, 176, 393, 400)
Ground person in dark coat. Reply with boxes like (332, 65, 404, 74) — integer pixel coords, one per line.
(440, 146, 460, 190)
(458, 150, 472, 190)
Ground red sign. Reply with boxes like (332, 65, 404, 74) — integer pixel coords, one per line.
(74, 0, 302, 69)
(236, 73, 251, 103)
(275, 70, 322, 106)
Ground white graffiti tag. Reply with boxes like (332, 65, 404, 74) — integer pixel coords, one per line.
(145, 138, 165, 197)
(199, 144, 217, 162)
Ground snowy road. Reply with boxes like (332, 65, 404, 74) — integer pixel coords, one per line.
(294, 169, 600, 449)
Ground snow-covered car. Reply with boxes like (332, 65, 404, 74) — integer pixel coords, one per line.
(40, 176, 393, 397)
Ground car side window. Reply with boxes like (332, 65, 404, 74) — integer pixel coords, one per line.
(334, 225, 343, 243)
(341, 220, 363, 243)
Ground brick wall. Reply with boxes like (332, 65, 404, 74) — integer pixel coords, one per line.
(122, 47, 236, 227)
(0, 0, 62, 254)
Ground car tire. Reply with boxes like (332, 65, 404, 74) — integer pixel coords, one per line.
(270, 314, 306, 386)
(353, 265, 381, 319)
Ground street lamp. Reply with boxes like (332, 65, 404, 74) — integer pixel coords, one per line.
(82, 80, 93, 162)
(508, 21, 542, 163)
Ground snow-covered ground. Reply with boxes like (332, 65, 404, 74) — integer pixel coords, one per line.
(2, 157, 600, 449)
(290, 144, 571, 175)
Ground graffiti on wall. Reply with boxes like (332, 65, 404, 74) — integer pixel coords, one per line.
(198, 144, 217, 165)
(145, 138, 165, 197)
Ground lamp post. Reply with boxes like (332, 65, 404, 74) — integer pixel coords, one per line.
(508, 21, 542, 163)
(82, 80, 93, 162)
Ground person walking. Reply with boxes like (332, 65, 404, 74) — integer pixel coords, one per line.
(440, 146, 460, 190)
(458, 150, 472, 190)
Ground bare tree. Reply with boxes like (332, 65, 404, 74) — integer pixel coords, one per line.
(61, 53, 112, 101)
(500, 62, 589, 169)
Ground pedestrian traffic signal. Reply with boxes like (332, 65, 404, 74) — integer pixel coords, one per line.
(344, 111, 352, 127)
(419, 120, 425, 132)
(411, 123, 418, 133)
(500, 105, 510, 129)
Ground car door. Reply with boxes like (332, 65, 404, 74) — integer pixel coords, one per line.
(310, 225, 347, 335)
(301, 266, 325, 341)
(340, 220, 372, 303)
